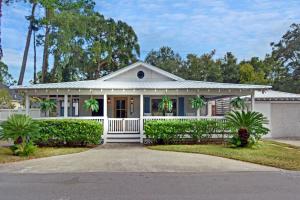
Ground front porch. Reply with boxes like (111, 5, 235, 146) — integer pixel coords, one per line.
(23, 92, 255, 143)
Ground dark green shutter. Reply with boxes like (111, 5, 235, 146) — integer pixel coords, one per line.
(144, 96, 150, 113)
(178, 97, 184, 116)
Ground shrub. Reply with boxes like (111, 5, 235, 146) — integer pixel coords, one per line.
(225, 111, 269, 147)
(144, 119, 228, 144)
(10, 141, 37, 156)
(0, 114, 39, 156)
(0, 114, 40, 143)
(35, 119, 103, 146)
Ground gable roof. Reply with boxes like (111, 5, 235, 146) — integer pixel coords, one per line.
(98, 61, 185, 81)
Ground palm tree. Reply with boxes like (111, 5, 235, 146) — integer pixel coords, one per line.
(32, 25, 38, 83)
(225, 111, 269, 147)
(0, 0, 3, 59)
(18, 2, 37, 85)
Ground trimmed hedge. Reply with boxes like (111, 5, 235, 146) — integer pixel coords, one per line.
(35, 119, 103, 147)
(144, 120, 229, 144)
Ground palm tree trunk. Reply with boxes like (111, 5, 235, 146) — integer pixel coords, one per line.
(33, 30, 37, 84)
(0, 0, 3, 59)
(18, 3, 37, 85)
(41, 8, 51, 83)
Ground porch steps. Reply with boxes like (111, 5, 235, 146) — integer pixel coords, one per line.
(106, 134, 140, 143)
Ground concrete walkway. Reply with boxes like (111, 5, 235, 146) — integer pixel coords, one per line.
(0, 144, 278, 173)
(271, 139, 300, 147)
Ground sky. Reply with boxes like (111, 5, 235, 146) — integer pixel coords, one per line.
(2, 0, 300, 84)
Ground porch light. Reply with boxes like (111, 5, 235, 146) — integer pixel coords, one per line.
(130, 97, 134, 114)
(107, 97, 111, 104)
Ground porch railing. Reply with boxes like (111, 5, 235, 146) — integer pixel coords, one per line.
(108, 118, 140, 134)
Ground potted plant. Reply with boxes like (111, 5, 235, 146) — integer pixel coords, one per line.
(158, 96, 173, 116)
(230, 97, 246, 111)
(190, 96, 206, 112)
(84, 98, 99, 112)
(40, 99, 57, 117)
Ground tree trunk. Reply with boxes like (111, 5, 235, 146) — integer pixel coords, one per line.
(33, 30, 37, 84)
(41, 8, 51, 83)
(0, 0, 3, 59)
(18, 3, 37, 85)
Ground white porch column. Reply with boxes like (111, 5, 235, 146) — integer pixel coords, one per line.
(197, 95, 200, 117)
(251, 91, 255, 111)
(64, 94, 68, 117)
(140, 94, 144, 143)
(103, 94, 108, 144)
(25, 93, 30, 116)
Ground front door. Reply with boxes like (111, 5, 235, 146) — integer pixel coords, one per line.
(115, 98, 127, 118)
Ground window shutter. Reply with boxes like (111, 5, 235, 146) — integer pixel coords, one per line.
(144, 96, 150, 113)
(178, 97, 185, 116)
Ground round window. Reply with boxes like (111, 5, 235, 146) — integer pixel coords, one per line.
(137, 71, 144, 79)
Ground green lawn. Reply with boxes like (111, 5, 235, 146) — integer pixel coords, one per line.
(148, 141, 300, 170)
(0, 146, 90, 164)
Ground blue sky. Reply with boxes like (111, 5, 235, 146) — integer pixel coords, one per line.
(2, 0, 300, 83)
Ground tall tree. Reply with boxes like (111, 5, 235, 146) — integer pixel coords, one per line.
(220, 52, 240, 83)
(18, 1, 37, 85)
(0, 0, 3, 59)
(239, 63, 267, 84)
(145, 46, 182, 75)
(0, 61, 15, 85)
(270, 23, 300, 93)
(185, 50, 222, 82)
(271, 23, 300, 80)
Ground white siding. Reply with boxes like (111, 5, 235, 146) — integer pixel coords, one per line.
(107, 66, 174, 81)
(253, 102, 272, 138)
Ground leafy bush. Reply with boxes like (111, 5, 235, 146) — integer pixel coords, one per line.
(226, 111, 269, 147)
(144, 120, 228, 144)
(35, 119, 103, 146)
(10, 141, 37, 156)
(0, 114, 39, 156)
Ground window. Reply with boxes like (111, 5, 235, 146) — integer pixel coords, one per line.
(137, 71, 144, 79)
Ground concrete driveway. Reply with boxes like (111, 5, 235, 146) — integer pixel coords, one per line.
(0, 144, 278, 173)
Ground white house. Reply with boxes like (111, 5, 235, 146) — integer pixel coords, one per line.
(12, 62, 279, 143)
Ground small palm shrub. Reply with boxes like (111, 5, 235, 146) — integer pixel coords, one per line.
(225, 111, 269, 147)
(0, 114, 39, 156)
(84, 98, 99, 112)
(10, 141, 37, 156)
